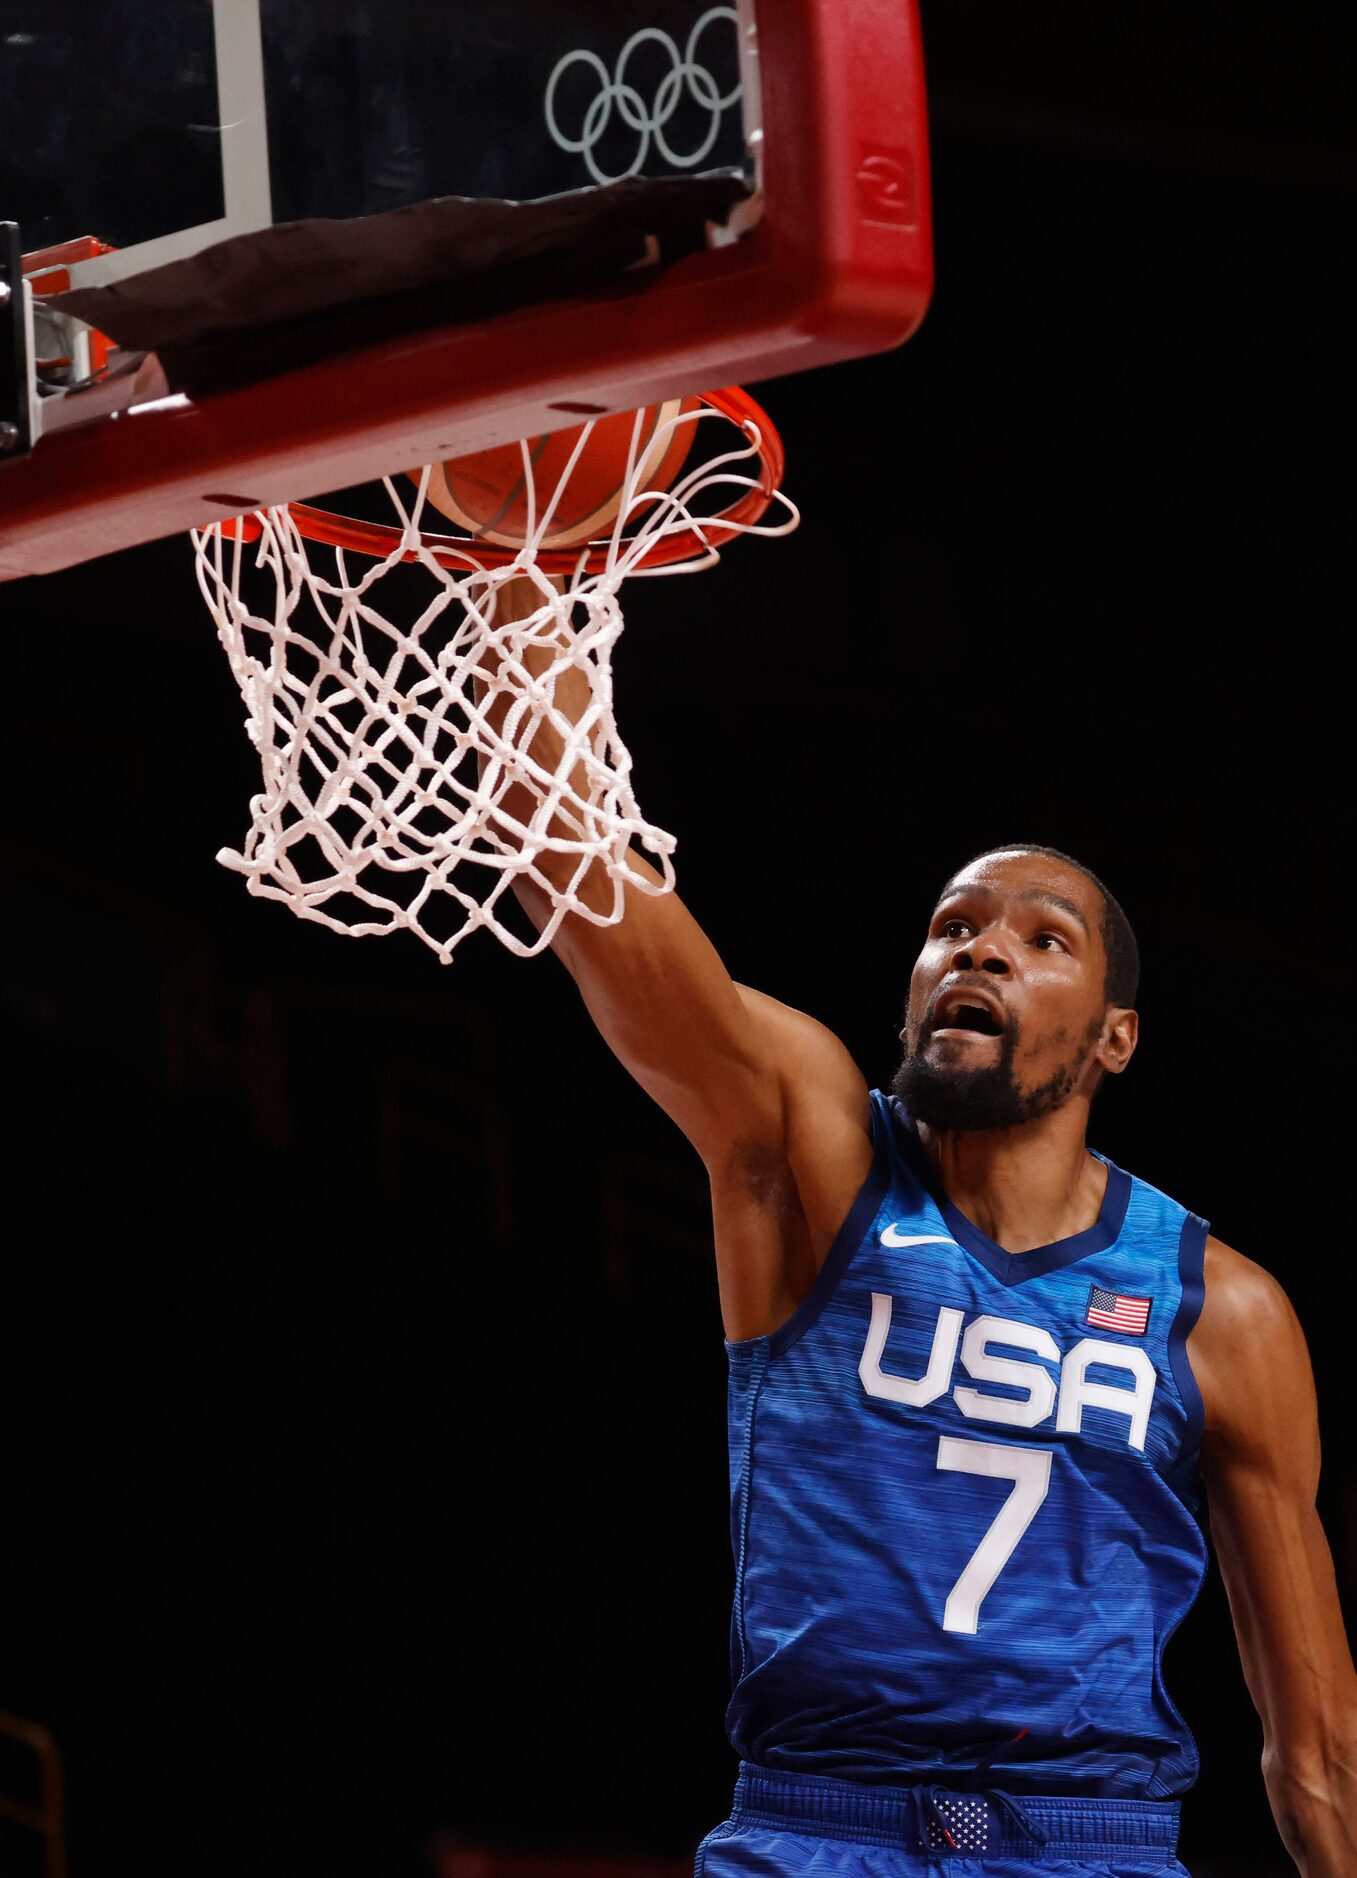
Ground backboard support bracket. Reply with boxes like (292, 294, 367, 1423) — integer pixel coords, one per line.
(0, 224, 34, 459)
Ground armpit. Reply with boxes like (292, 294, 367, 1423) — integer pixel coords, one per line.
(726, 1140, 804, 1217)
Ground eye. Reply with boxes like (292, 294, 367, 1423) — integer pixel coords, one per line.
(941, 918, 971, 940)
(1033, 932, 1066, 953)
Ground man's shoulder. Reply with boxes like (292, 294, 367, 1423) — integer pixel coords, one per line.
(737, 985, 869, 1098)
(1194, 1235, 1310, 1449)
(1202, 1234, 1299, 1336)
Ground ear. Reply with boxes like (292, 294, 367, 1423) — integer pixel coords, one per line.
(1097, 1006, 1139, 1077)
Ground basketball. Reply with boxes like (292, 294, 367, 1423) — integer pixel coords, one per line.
(419, 399, 695, 550)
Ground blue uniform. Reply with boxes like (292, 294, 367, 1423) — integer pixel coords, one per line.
(698, 1091, 1208, 1873)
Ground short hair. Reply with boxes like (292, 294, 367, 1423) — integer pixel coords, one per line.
(946, 844, 1140, 1008)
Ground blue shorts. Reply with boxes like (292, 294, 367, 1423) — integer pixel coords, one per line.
(695, 1766, 1191, 1876)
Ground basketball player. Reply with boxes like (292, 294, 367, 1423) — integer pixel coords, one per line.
(492, 588, 1356, 1873)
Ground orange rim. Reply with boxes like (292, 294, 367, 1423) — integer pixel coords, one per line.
(221, 386, 784, 573)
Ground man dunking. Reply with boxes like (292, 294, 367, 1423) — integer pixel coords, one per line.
(492, 583, 1357, 1876)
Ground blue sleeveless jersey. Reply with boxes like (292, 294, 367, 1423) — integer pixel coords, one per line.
(724, 1091, 1210, 1798)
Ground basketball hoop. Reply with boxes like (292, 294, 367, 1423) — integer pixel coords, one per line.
(222, 387, 784, 575)
(193, 388, 796, 964)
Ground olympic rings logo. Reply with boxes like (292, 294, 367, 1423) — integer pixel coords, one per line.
(544, 8, 744, 188)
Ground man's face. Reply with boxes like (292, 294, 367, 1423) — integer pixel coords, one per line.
(892, 851, 1130, 1132)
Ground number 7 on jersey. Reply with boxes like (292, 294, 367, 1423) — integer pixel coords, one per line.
(936, 1438, 1053, 1634)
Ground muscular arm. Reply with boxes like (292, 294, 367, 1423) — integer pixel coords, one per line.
(484, 578, 873, 1339)
(1190, 1239, 1357, 1874)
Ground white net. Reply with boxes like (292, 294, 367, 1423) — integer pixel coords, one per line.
(192, 397, 796, 963)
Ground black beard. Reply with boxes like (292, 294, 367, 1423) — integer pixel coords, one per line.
(890, 1025, 1095, 1133)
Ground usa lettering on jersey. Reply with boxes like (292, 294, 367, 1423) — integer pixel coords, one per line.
(858, 1296, 1157, 1451)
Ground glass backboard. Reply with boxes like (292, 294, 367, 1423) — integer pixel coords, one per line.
(1, 0, 757, 285)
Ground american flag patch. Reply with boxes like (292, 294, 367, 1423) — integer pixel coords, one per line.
(1086, 1286, 1152, 1335)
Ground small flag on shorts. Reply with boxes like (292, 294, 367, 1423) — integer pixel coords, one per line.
(1086, 1286, 1152, 1335)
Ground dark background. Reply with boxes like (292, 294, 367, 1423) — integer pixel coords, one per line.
(1, 4, 1352, 1875)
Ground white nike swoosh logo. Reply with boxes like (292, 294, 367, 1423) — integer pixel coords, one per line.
(879, 1226, 959, 1250)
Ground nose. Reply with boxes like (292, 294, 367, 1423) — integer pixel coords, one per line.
(951, 926, 1015, 977)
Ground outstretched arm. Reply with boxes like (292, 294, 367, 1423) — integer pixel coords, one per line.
(481, 578, 872, 1339)
(1190, 1239, 1357, 1874)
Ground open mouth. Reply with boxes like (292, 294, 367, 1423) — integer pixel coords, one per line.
(931, 996, 1006, 1038)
